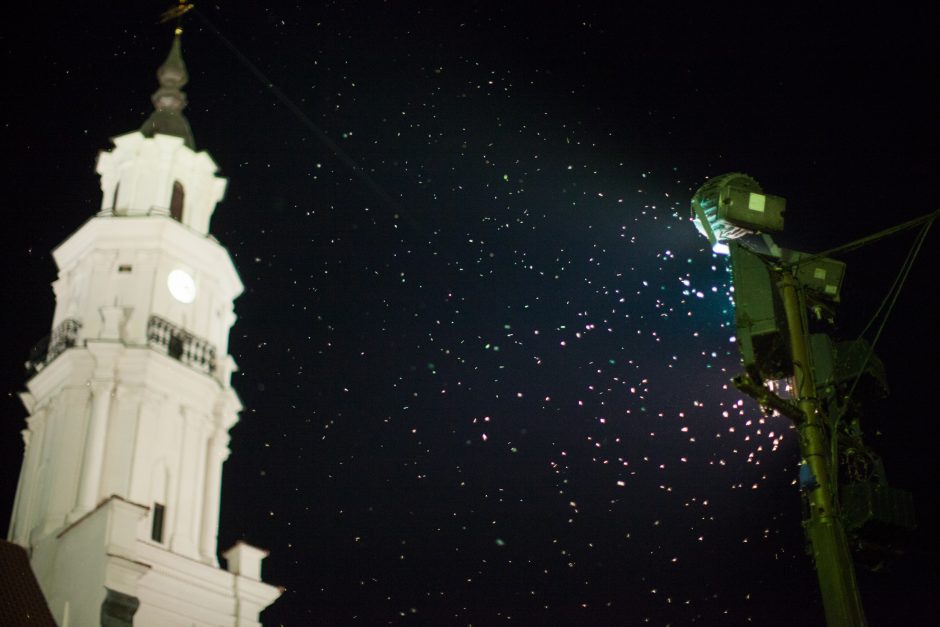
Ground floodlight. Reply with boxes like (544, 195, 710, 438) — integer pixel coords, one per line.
(729, 241, 791, 382)
(691, 172, 786, 247)
(784, 251, 847, 302)
(841, 482, 916, 568)
(812, 335, 888, 401)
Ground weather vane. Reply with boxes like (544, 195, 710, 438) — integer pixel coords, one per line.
(159, 1, 194, 35)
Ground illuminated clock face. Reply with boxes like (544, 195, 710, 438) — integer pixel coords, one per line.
(167, 269, 196, 303)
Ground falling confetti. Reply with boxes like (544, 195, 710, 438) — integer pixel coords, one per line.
(3, 3, 937, 626)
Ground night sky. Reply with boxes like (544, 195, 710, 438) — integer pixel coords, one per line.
(3, 3, 939, 625)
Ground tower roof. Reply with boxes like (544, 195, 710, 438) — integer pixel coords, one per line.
(0, 540, 57, 627)
(140, 34, 195, 149)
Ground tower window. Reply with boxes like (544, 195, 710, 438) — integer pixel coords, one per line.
(112, 183, 121, 214)
(151, 503, 165, 542)
(170, 181, 184, 222)
(118, 264, 133, 273)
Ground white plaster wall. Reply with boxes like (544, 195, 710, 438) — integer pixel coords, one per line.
(97, 132, 227, 236)
(50, 217, 241, 363)
(10, 128, 279, 625)
(30, 498, 149, 627)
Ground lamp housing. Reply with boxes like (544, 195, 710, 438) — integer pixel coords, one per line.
(692, 172, 786, 247)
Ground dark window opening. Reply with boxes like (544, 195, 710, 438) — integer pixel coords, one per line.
(170, 181, 184, 222)
(168, 334, 184, 360)
(151, 503, 165, 543)
(112, 183, 121, 214)
(118, 265, 133, 273)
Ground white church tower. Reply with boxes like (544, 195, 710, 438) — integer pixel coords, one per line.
(7, 32, 282, 626)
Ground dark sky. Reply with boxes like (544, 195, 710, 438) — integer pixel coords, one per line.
(3, 3, 938, 625)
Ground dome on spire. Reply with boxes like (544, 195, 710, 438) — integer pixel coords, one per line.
(140, 34, 195, 149)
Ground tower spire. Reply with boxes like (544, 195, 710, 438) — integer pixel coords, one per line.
(140, 19, 195, 149)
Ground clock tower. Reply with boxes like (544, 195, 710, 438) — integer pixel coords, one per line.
(7, 33, 281, 626)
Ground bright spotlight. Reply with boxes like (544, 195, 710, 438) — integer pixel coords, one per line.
(691, 172, 786, 248)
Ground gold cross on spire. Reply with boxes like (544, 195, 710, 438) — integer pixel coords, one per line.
(159, 1, 194, 35)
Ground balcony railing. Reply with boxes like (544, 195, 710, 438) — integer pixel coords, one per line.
(147, 315, 217, 376)
(25, 316, 218, 380)
(25, 319, 82, 377)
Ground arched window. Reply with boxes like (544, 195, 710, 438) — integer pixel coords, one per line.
(170, 181, 184, 222)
